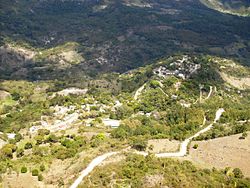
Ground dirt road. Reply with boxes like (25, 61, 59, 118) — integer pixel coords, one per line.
(70, 109, 224, 187)
(134, 83, 146, 100)
(69, 152, 118, 188)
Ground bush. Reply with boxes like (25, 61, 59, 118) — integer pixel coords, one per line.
(46, 134, 58, 143)
(193, 144, 199, 149)
(38, 129, 50, 136)
(40, 164, 45, 172)
(111, 128, 128, 140)
(90, 133, 106, 147)
(38, 174, 43, 181)
(15, 133, 23, 142)
(35, 135, 44, 145)
(149, 80, 161, 88)
(16, 148, 24, 158)
(1, 146, 13, 159)
(21, 166, 27, 173)
(24, 142, 33, 150)
(51, 146, 76, 160)
(233, 168, 244, 178)
(32, 169, 39, 176)
(131, 137, 147, 151)
(239, 132, 248, 139)
(115, 105, 133, 120)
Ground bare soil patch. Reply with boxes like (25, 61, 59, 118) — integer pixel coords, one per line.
(147, 139, 180, 153)
(220, 72, 250, 90)
(188, 132, 250, 177)
(0, 139, 6, 149)
(0, 90, 11, 100)
(143, 174, 164, 188)
(2, 172, 51, 188)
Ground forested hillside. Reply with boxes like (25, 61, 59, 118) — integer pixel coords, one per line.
(1, 0, 250, 80)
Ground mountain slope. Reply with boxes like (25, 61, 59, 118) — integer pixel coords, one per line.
(200, 0, 250, 16)
(1, 0, 250, 80)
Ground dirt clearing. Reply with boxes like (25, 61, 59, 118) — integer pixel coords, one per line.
(220, 72, 250, 90)
(187, 132, 250, 177)
(147, 139, 180, 153)
(2, 172, 51, 188)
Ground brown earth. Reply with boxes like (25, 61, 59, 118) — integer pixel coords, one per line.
(0, 90, 11, 100)
(2, 172, 52, 188)
(147, 139, 180, 153)
(0, 139, 6, 149)
(220, 72, 250, 90)
(187, 132, 250, 177)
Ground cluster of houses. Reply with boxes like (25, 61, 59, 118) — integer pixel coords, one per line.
(153, 56, 201, 80)
(29, 100, 122, 133)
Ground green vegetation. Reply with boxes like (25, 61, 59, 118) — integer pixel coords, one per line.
(1, 0, 250, 81)
(39, 164, 45, 172)
(21, 166, 27, 173)
(32, 169, 39, 176)
(38, 174, 43, 181)
(193, 144, 199, 149)
(0, 54, 249, 186)
(24, 142, 33, 150)
(82, 153, 250, 187)
(233, 168, 244, 178)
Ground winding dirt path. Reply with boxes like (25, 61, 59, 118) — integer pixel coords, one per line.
(69, 152, 118, 188)
(205, 86, 213, 100)
(70, 109, 224, 188)
(134, 83, 146, 100)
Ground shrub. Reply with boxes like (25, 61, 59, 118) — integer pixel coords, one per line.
(32, 169, 39, 176)
(16, 148, 24, 158)
(233, 168, 244, 178)
(51, 146, 76, 160)
(149, 80, 161, 88)
(21, 166, 27, 173)
(40, 164, 45, 172)
(38, 174, 43, 181)
(15, 133, 23, 142)
(46, 134, 58, 143)
(38, 129, 50, 136)
(34, 135, 44, 145)
(239, 132, 248, 139)
(90, 133, 106, 147)
(115, 105, 133, 120)
(131, 137, 147, 151)
(1, 147, 13, 159)
(111, 128, 128, 139)
(193, 144, 199, 149)
(24, 142, 33, 150)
